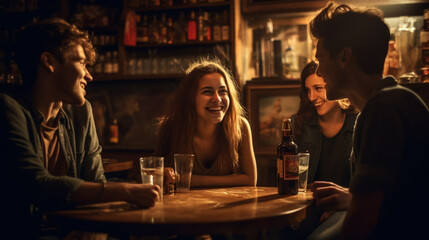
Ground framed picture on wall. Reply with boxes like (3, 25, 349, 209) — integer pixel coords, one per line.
(244, 81, 300, 155)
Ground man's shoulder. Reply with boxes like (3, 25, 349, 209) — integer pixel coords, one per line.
(0, 92, 26, 110)
(371, 83, 428, 112)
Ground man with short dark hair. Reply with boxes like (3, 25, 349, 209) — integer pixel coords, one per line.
(309, 1, 429, 239)
(0, 18, 161, 239)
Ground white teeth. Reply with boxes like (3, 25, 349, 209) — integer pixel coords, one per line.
(208, 107, 222, 111)
(314, 102, 323, 107)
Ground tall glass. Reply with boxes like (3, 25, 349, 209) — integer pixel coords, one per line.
(140, 156, 164, 200)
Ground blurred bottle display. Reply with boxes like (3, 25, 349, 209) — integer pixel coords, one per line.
(112, 51, 119, 74)
(137, 15, 149, 43)
(175, 12, 187, 43)
(152, 0, 161, 7)
(104, 52, 113, 74)
(283, 45, 299, 79)
(203, 11, 211, 41)
(167, 17, 175, 44)
(221, 10, 230, 41)
(188, 10, 197, 41)
(109, 118, 119, 144)
(383, 40, 400, 78)
(198, 9, 204, 41)
(261, 18, 275, 77)
(277, 119, 299, 195)
(396, 16, 419, 83)
(160, 13, 168, 44)
(212, 12, 221, 41)
(421, 9, 429, 82)
(150, 14, 160, 43)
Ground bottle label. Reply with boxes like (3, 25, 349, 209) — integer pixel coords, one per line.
(188, 22, 197, 40)
(213, 26, 221, 41)
(277, 157, 283, 178)
(221, 26, 230, 41)
(283, 154, 298, 180)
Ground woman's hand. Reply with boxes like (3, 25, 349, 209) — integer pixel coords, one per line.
(164, 167, 175, 194)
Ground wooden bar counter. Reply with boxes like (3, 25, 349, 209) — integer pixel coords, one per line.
(46, 186, 314, 236)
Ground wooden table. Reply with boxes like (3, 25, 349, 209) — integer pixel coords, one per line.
(102, 158, 134, 173)
(46, 187, 314, 236)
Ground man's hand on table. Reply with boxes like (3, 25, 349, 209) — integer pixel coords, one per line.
(310, 181, 351, 215)
(126, 183, 160, 207)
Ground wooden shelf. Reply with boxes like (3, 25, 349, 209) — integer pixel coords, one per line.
(126, 40, 231, 48)
(132, 1, 231, 12)
(92, 73, 184, 81)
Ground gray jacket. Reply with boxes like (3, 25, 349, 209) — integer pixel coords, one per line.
(0, 91, 105, 211)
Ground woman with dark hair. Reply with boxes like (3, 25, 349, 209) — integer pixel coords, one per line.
(286, 61, 358, 239)
(292, 61, 358, 188)
(155, 59, 257, 187)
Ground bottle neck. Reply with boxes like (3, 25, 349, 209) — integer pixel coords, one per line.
(281, 131, 293, 142)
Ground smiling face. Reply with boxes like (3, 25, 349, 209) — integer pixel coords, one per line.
(305, 73, 338, 117)
(53, 45, 93, 105)
(195, 72, 230, 125)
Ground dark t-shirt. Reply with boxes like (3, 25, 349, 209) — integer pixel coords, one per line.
(315, 118, 352, 187)
(292, 112, 356, 187)
(349, 77, 429, 239)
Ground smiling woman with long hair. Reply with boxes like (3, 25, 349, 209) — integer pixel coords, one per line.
(292, 61, 358, 187)
(155, 59, 257, 187)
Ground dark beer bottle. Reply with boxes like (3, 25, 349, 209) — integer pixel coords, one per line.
(277, 118, 298, 195)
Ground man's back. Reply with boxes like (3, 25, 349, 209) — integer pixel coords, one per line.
(350, 77, 429, 238)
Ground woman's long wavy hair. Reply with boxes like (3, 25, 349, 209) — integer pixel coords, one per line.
(294, 61, 356, 137)
(155, 59, 245, 172)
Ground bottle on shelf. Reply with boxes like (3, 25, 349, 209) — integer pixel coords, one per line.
(127, 52, 136, 75)
(188, 10, 197, 41)
(221, 10, 230, 41)
(283, 44, 299, 79)
(137, 14, 149, 44)
(149, 14, 160, 43)
(151, 0, 161, 7)
(112, 51, 119, 74)
(94, 54, 104, 74)
(212, 12, 221, 41)
(160, 13, 168, 44)
(396, 16, 419, 83)
(175, 11, 188, 43)
(420, 9, 429, 82)
(162, 0, 173, 6)
(203, 11, 211, 41)
(109, 118, 119, 144)
(136, 52, 144, 75)
(167, 16, 175, 44)
(261, 18, 275, 77)
(198, 9, 204, 42)
(383, 40, 400, 78)
(277, 118, 299, 195)
(104, 51, 113, 74)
